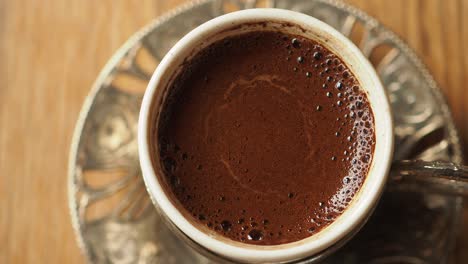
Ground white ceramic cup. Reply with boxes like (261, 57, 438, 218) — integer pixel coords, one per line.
(138, 8, 393, 263)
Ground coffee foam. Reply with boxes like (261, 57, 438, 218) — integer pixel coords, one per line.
(154, 31, 375, 245)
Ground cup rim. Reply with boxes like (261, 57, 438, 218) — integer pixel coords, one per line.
(138, 8, 393, 263)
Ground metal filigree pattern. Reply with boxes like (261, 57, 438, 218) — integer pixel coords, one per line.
(68, 0, 463, 263)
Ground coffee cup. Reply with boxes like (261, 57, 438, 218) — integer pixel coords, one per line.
(138, 8, 468, 263)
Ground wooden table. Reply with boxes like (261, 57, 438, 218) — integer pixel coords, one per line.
(1, 0, 466, 263)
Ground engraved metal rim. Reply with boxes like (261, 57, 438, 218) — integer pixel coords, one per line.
(68, 0, 464, 262)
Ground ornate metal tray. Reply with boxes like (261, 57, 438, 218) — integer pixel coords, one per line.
(68, 0, 464, 263)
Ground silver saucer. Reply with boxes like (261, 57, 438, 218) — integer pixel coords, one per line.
(68, 0, 464, 263)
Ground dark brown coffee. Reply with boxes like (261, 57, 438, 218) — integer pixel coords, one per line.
(151, 30, 375, 245)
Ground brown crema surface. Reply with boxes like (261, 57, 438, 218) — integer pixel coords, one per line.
(152, 30, 375, 245)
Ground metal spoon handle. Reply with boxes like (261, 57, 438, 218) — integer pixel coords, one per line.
(389, 160, 468, 197)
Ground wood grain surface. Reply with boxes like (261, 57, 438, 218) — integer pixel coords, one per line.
(0, 0, 467, 263)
